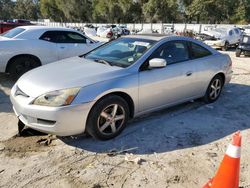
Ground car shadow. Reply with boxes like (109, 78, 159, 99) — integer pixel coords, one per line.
(0, 73, 15, 113)
(61, 82, 250, 155)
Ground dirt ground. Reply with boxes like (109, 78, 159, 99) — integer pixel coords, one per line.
(0, 50, 250, 188)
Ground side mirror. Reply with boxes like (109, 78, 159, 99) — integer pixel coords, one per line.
(149, 58, 167, 68)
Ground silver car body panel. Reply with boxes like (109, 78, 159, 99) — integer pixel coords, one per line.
(10, 35, 233, 136)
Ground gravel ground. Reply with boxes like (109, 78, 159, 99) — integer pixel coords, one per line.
(0, 50, 250, 188)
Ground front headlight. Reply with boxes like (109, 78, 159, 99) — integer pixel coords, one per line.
(32, 87, 80, 107)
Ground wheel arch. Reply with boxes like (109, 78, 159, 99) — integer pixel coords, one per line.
(5, 54, 42, 73)
(216, 72, 225, 86)
(92, 91, 135, 119)
(203, 72, 226, 96)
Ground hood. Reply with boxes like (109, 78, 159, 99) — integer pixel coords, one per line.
(17, 56, 127, 97)
(202, 30, 226, 39)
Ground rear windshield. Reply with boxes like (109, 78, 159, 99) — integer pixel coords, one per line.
(1, 28, 25, 38)
(242, 36, 250, 43)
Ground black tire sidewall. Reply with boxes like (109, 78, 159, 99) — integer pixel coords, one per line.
(236, 49, 241, 57)
(204, 75, 223, 104)
(9, 57, 40, 80)
(86, 95, 130, 140)
(222, 41, 229, 51)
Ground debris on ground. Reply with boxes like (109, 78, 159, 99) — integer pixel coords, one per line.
(106, 147, 138, 156)
(0, 145, 5, 152)
(36, 135, 57, 146)
(124, 153, 145, 165)
(205, 105, 214, 109)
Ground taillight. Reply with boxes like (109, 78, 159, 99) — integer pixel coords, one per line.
(107, 31, 113, 37)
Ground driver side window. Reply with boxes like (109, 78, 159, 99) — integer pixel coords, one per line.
(150, 41, 189, 65)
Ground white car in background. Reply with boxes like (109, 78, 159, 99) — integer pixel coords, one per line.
(0, 26, 101, 79)
(243, 26, 250, 35)
(84, 27, 97, 37)
(96, 26, 112, 38)
(203, 27, 242, 51)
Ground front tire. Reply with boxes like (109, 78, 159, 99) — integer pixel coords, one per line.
(86, 95, 130, 140)
(18, 120, 26, 136)
(9, 56, 40, 80)
(204, 75, 224, 103)
(236, 49, 241, 57)
(221, 41, 229, 51)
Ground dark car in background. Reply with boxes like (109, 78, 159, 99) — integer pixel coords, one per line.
(0, 19, 32, 34)
(236, 35, 250, 57)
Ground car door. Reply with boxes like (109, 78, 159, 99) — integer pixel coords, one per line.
(55, 31, 90, 60)
(187, 41, 215, 96)
(227, 29, 237, 45)
(138, 40, 197, 112)
(234, 28, 241, 43)
(38, 31, 60, 64)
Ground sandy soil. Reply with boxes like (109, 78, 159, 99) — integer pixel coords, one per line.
(0, 51, 250, 188)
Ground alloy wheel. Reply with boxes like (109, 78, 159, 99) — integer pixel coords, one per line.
(15, 61, 32, 75)
(97, 104, 125, 135)
(209, 79, 222, 100)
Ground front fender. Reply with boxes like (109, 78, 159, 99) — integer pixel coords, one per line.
(72, 73, 139, 112)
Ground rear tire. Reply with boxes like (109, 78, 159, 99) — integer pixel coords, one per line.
(8, 56, 40, 80)
(204, 75, 224, 104)
(86, 95, 129, 140)
(236, 49, 241, 57)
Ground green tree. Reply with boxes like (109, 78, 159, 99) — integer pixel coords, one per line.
(1, 0, 247, 24)
(14, 0, 39, 20)
(55, 0, 92, 22)
(143, 0, 179, 22)
(228, 0, 250, 24)
(186, 0, 223, 23)
(0, 0, 15, 20)
(92, 0, 123, 23)
(40, 0, 65, 21)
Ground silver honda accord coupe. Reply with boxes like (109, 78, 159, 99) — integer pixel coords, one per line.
(10, 35, 233, 140)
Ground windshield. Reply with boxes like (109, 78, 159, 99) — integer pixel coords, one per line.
(85, 38, 156, 68)
(1, 28, 25, 38)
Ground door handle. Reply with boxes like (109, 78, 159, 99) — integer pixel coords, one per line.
(60, 46, 65, 49)
(186, 71, 193, 76)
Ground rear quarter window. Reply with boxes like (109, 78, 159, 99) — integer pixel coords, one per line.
(39, 31, 59, 42)
(190, 42, 212, 59)
(234, 29, 240, 34)
(1, 28, 25, 38)
(40, 31, 87, 43)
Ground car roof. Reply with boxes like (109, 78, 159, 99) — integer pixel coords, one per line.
(216, 27, 240, 31)
(14, 25, 81, 40)
(18, 25, 75, 32)
(123, 34, 173, 41)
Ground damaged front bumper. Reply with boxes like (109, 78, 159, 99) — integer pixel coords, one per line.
(204, 40, 225, 48)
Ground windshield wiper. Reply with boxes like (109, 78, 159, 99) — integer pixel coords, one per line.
(94, 59, 113, 66)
